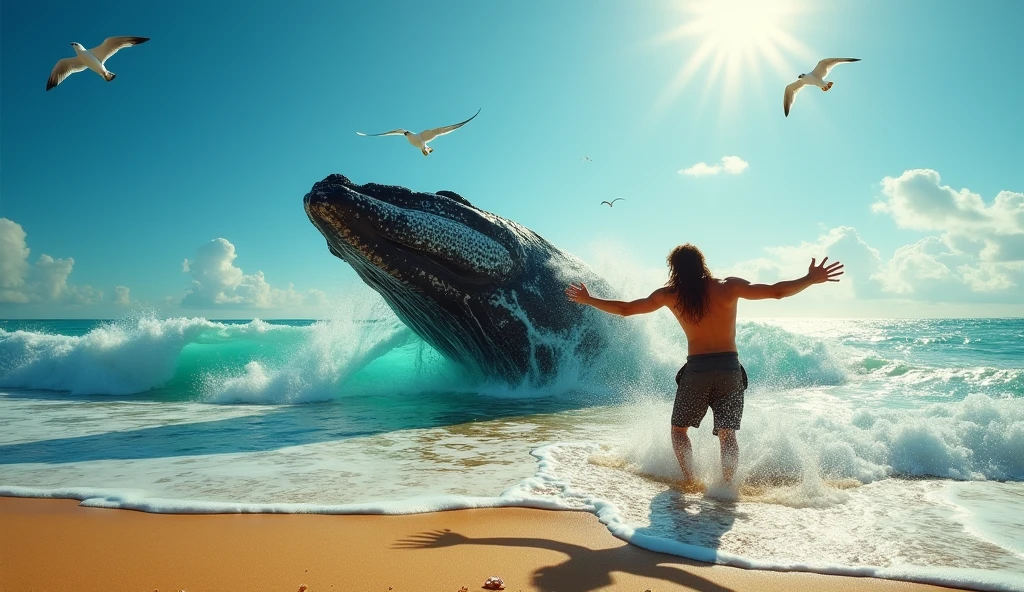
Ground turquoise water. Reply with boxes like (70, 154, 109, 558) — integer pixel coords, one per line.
(1, 312, 1022, 590)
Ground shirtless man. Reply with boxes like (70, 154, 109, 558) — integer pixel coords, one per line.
(566, 243, 843, 488)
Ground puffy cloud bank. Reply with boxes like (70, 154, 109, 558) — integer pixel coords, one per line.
(727, 169, 1023, 307)
(871, 169, 1024, 294)
(679, 155, 749, 177)
(0, 218, 105, 305)
(181, 238, 328, 309)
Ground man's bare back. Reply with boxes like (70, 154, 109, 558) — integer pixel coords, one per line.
(656, 279, 740, 356)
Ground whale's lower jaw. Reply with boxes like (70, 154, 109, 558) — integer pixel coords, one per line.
(320, 222, 535, 382)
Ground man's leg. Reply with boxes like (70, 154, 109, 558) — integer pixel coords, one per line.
(670, 426, 697, 483)
(717, 428, 738, 484)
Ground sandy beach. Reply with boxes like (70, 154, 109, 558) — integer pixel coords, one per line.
(1, 496, 965, 592)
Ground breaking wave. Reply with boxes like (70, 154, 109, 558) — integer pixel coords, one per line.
(2, 311, 1021, 404)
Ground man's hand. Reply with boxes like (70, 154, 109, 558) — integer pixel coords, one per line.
(565, 283, 592, 305)
(807, 257, 844, 284)
(392, 529, 470, 549)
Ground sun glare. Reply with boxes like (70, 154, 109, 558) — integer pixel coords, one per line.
(654, 0, 814, 110)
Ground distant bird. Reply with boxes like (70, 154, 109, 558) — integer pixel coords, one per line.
(46, 37, 150, 91)
(356, 109, 481, 156)
(581, 156, 592, 162)
(601, 198, 626, 207)
(783, 58, 860, 117)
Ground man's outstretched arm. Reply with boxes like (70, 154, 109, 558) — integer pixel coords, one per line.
(729, 257, 844, 300)
(565, 284, 669, 316)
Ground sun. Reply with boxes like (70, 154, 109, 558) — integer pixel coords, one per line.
(653, 0, 814, 109)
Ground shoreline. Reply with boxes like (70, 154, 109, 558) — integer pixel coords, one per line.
(1, 496, 966, 592)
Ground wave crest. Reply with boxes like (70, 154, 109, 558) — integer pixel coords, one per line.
(2, 314, 1021, 405)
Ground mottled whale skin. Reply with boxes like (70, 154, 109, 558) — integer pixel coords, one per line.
(303, 174, 613, 384)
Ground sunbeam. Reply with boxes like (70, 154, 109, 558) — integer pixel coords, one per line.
(653, 0, 816, 111)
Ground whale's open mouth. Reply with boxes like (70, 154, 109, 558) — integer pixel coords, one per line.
(304, 175, 520, 289)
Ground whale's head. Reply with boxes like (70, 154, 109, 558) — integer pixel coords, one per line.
(304, 174, 550, 377)
(304, 174, 526, 293)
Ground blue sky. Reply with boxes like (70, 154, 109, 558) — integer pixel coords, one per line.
(1, 0, 1022, 318)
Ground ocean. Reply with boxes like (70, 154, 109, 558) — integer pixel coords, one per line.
(1, 306, 1022, 591)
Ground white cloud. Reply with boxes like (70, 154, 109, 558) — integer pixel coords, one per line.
(113, 286, 131, 306)
(958, 262, 1018, 292)
(0, 218, 103, 305)
(0, 219, 30, 299)
(679, 155, 749, 177)
(180, 238, 327, 310)
(722, 226, 883, 301)
(721, 156, 749, 174)
(308, 288, 329, 308)
(872, 170, 1021, 236)
(726, 226, 1023, 316)
(869, 236, 1022, 300)
(32, 254, 75, 301)
(872, 169, 1023, 293)
(872, 237, 954, 294)
(679, 162, 720, 177)
(722, 170, 1023, 310)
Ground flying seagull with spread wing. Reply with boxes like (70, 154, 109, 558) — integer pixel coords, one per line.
(784, 58, 860, 117)
(356, 109, 481, 156)
(47, 37, 150, 91)
(601, 198, 626, 207)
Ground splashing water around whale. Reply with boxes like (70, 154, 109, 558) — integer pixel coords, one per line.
(303, 174, 647, 387)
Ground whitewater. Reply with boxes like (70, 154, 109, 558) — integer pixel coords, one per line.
(1, 294, 1022, 591)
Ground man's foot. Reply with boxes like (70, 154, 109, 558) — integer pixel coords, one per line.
(674, 478, 707, 494)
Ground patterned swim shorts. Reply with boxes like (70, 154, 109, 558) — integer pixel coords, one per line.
(671, 351, 748, 435)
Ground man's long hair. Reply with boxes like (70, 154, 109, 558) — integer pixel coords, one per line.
(666, 243, 713, 324)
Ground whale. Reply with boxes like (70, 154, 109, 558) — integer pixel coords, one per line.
(303, 174, 617, 385)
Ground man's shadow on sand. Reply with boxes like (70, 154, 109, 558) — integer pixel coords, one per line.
(635, 488, 740, 554)
(393, 490, 739, 592)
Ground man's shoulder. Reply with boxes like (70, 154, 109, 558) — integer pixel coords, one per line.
(717, 277, 751, 291)
(650, 286, 674, 301)
(720, 276, 751, 285)
(711, 277, 749, 300)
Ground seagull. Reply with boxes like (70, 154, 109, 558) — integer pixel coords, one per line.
(783, 58, 860, 117)
(601, 198, 626, 207)
(581, 156, 592, 162)
(46, 37, 150, 91)
(356, 109, 481, 156)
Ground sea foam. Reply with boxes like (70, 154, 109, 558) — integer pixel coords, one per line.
(0, 316, 264, 395)
(610, 392, 1024, 487)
